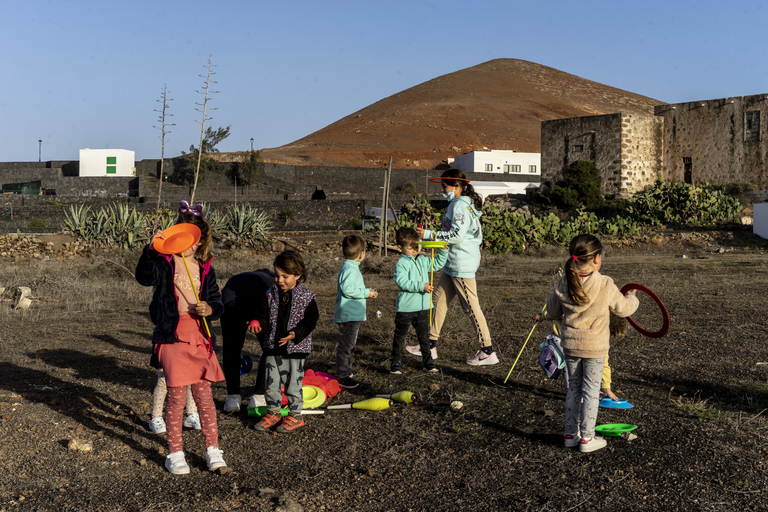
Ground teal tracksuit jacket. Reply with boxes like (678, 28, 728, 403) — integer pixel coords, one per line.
(423, 195, 483, 278)
(394, 249, 448, 313)
(333, 259, 373, 323)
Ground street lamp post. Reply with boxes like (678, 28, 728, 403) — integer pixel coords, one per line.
(164, 174, 168, 208)
(38, 140, 42, 162)
(433, 148, 436, 169)
(250, 138, 254, 152)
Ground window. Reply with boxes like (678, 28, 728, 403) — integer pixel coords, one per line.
(106, 156, 117, 174)
(503, 164, 521, 173)
(529, 165, 537, 173)
(484, 163, 493, 172)
(572, 144, 584, 152)
(746, 111, 760, 141)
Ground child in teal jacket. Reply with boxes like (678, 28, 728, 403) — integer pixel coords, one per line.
(390, 227, 448, 374)
(334, 235, 378, 388)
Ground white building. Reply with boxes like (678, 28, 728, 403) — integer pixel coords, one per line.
(79, 148, 135, 177)
(448, 149, 541, 195)
(449, 149, 540, 176)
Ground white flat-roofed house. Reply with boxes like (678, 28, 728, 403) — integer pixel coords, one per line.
(448, 149, 540, 194)
(79, 148, 135, 177)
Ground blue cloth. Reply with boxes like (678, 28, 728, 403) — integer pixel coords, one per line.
(333, 259, 372, 323)
(394, 249, 448, 313)
(423, 195, 483, 278)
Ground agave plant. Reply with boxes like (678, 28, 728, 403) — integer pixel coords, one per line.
(224, 204, 272, 246)
(63, 204, 92, 239)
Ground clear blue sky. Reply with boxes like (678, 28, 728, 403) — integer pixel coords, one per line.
(2, 0, 766, 162)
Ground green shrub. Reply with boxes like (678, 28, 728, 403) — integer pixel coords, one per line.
(280, 208, 296, 226)
(396, 181, 417, 195)
(543, 160, 605, 211)
(345, 218, 362, 230)
(624, 179, 741, 226)
(28, 218, 46, 228)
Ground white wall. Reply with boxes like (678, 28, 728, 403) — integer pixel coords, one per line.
(79, 148, 135, 177)
(449, 150, 541, 176)
(753, 203, 768, 240)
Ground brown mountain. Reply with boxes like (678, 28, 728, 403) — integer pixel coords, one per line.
(254, 58, 663, 169)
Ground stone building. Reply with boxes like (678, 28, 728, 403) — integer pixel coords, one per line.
(654, 94, 768, 187)
(541, 93, 768, 197)
(541, 113, 663, 198)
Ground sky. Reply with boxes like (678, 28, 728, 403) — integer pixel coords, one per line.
(2, 0, 767, 162)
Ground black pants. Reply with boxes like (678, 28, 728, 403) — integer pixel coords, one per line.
(221, 299, 266, 396)
(391, 310, 433, 367)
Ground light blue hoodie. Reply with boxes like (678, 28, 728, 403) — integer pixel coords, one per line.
(394, 248, 448, 312)
(423, 195, 483, 278)
(333, 259, 373, 323)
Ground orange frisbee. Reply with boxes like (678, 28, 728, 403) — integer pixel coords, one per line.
(153, 223, 201, 255)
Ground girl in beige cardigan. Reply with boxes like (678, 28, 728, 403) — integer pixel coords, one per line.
(535, 234, 638, 453)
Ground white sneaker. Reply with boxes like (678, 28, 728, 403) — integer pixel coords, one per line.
(223, 394, 242, 413)
(564, 433, 581, 448)
(404, 345, 438, 360)
(247, 394, 267, 409)
(579, 436, 607, 453)
(183, 413, 202, 430)
(466, 350, 499, 366)
(206, 446, 230, 473)
(165, 451, 190, 475)
(148, 416, 166, 434)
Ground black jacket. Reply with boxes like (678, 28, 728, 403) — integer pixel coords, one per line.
(136, 244, 224, 346)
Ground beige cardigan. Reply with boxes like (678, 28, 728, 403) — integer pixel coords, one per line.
(543, 271, 639, 358)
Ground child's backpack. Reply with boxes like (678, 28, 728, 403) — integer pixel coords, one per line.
(539, 332, 566, 379)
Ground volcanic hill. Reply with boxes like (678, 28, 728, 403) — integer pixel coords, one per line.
(251, 59, 663, 169)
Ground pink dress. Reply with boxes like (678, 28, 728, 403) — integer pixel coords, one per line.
(158, 255, 225, 387)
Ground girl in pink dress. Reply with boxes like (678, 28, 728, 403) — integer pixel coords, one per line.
(136, 206, 228, 475)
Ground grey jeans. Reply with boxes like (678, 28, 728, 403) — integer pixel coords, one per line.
(264, 355, 304, 413)
(335, 321, 361, 379)
(564, 356, 605, 440)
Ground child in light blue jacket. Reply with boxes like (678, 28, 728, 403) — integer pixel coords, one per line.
(409, 168, 498, 367)
(334, 235, 378, 388)
(390, 227, 448, 375)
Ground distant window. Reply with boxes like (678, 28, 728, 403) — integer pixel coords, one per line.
(106, 156, 117, 164)
(572, 145, 584, 152)
(484, 163, 493, 172)
(746, 112, 760, 141)
(106, 166, 116, 174)
(504, 164, 521, 173)
(529, 165, 537, 173)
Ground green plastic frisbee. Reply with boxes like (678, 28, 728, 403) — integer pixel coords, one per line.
(595, 424, 638, 437)
(419, 240, 448, 249)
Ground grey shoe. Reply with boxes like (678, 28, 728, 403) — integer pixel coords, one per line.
(223, 394, 242, 413)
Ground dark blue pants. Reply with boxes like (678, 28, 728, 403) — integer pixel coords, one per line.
(391, 310, 433, 367)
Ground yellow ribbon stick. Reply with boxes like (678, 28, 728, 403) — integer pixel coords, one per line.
(429, 247, 435, 326)
(504, 304, 546, 384)
(181, 252, 212, 339)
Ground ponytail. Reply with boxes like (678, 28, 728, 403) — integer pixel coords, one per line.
(564, 234, 603, 306)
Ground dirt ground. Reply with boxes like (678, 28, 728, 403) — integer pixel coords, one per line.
(2, 232, 768, 511)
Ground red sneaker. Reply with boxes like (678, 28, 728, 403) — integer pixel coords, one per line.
(276, 414, 305, 433)
(253, 410, 282, 431)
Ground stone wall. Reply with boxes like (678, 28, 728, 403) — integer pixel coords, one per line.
(654, 94, 768, 188)
(541, 114, 623, 195)
(541, 113, 663, 197)
(0, 197, 367, 233)
(618, 114, 664, 195)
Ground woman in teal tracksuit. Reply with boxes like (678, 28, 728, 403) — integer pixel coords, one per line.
(409, 168, 498, 366)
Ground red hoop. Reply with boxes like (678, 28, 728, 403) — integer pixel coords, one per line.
(429, 177, 471, 183)
(620, 283, 670, 338)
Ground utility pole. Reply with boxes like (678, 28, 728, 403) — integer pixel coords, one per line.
(38, 140, 42, 162)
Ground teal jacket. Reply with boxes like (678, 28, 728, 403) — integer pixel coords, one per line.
(423, 195, 483, 278)
(333, 259, 372, 323)
(394, 249, 448, 313)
